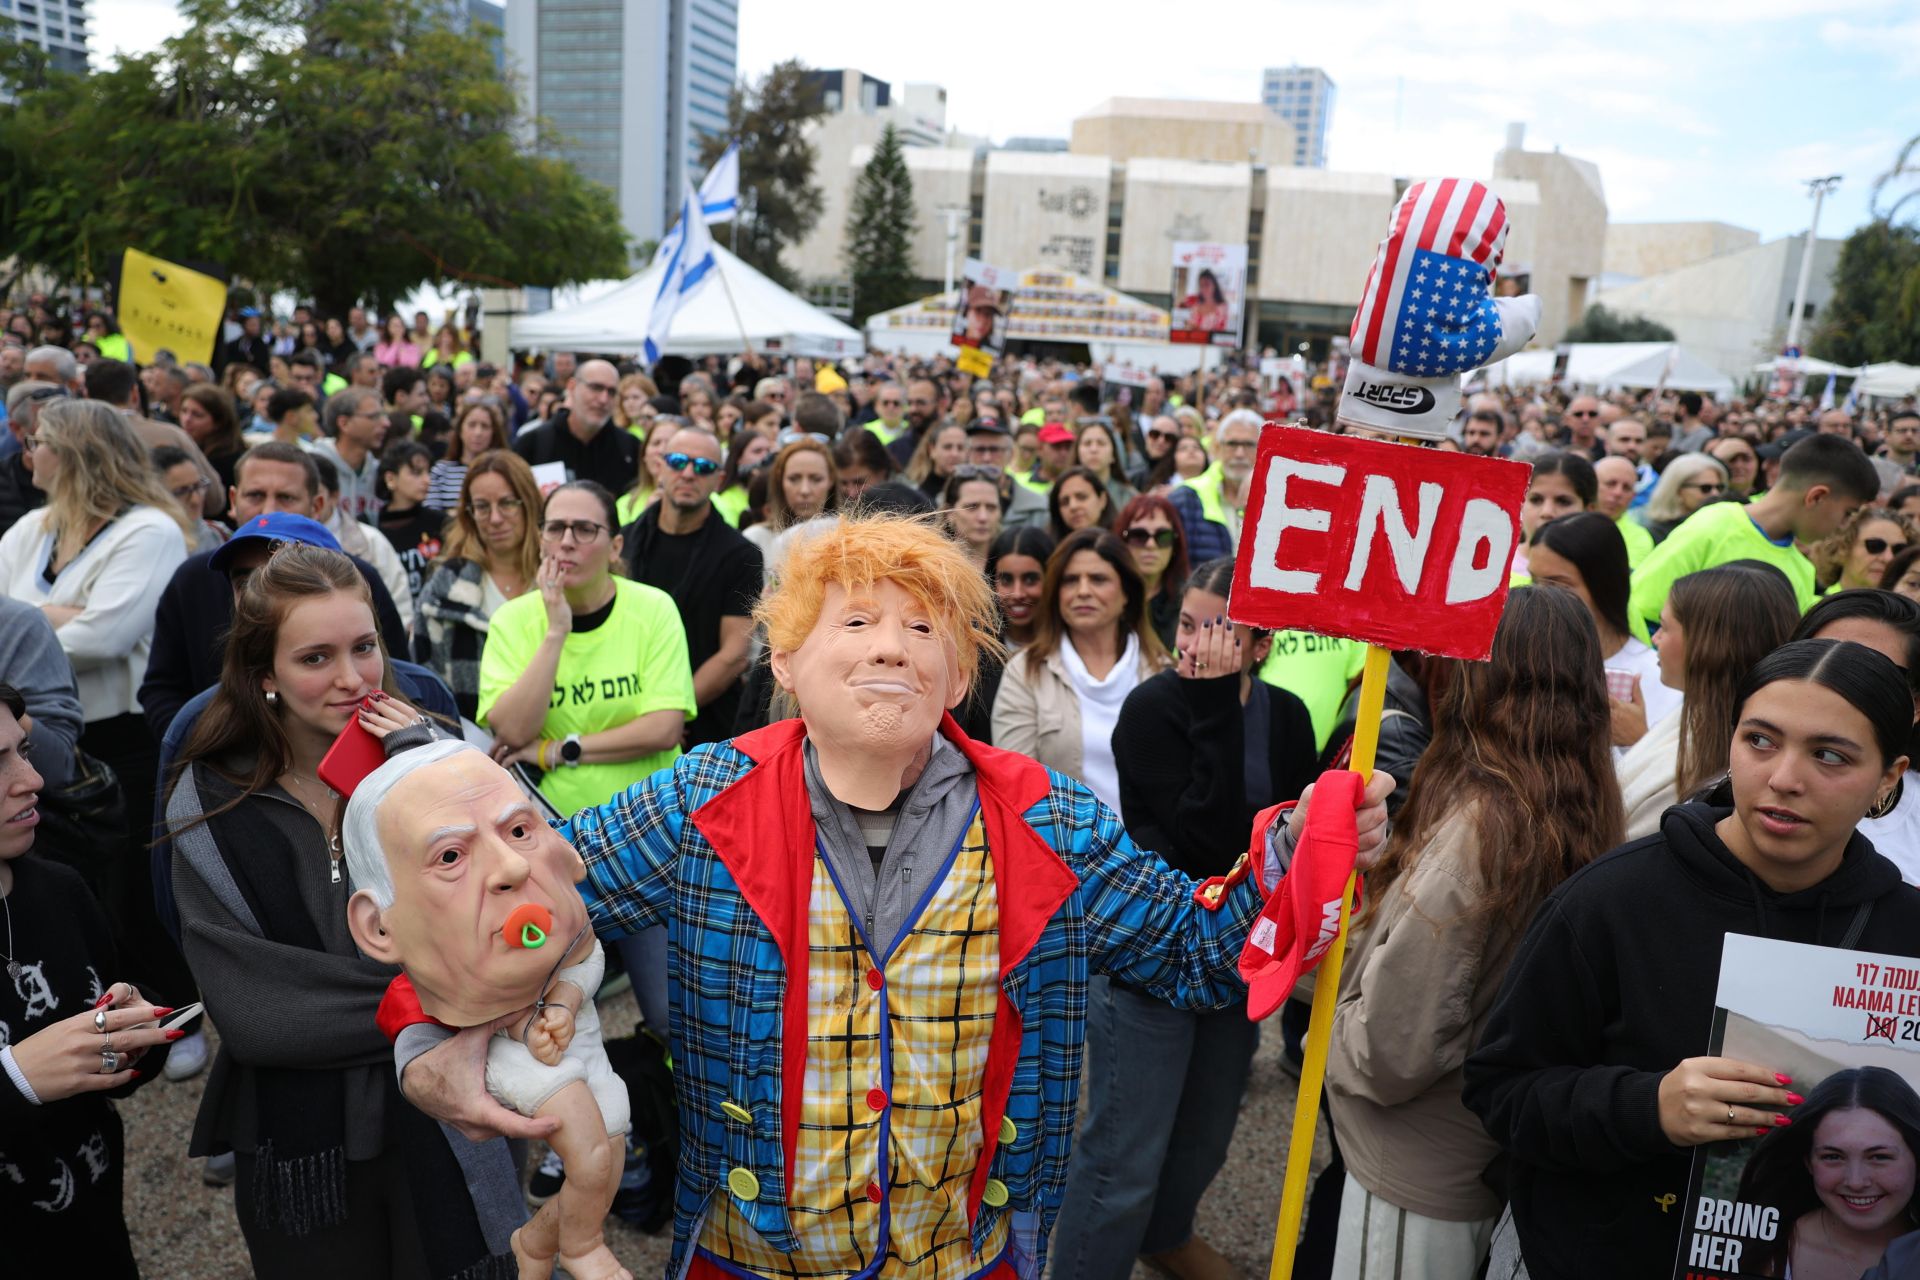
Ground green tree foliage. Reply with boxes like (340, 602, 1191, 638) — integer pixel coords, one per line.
(0, 0, 628, 315)
(699, 59, 825, 290)
(1811, 220, 1920, 368)
(1563, 303, 1675, 344)
(843, 124, 918, 324)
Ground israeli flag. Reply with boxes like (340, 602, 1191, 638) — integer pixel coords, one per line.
(643, 182, 717, 365)
(699, 141, 740, 224)
(1844, 375, 1861, 416)
(1819, 371, 1836, 413)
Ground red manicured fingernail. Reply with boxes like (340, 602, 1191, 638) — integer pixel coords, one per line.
(1786, 1092, 1803, 1106)
(165, 1029, 187, 1041)
(1756, 1126, 1770, 1136)
(1774, 1073, 1793, 1084)
(151, 1006, 174, 1017)
(1774, 1114, 1792, 1126)
(94, 993, 113, 1009)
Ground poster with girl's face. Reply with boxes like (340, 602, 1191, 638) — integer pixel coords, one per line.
(1675, 934, 1920, 1280)
(1169, 241, 1247, 348)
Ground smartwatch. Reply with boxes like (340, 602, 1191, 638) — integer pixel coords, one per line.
(559, 734, 583, 768)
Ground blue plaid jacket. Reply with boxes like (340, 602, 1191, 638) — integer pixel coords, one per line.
(560, 715, 1269, 1279)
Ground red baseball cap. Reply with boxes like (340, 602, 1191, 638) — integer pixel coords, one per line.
(1240, 769, 1364, 1022)
(1037, 423, 1074, 444)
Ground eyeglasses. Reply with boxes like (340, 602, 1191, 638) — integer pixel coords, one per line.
(170, 479, 210, 500)
(1219, 438, 1259, 452)
(662, 452, 720, 477)
(952, 464, 1003, 481)
(540, 519, 609, 543)
(19, 434, 41, 450)
(1866, 538, 1911, 557)
(1682, 482, 1725, 495)
(1146, 429, 1180, 444)
(1122, 527, 1176, 549)
(1567, 409, 1599, 418)
(468, 498, 526, 519)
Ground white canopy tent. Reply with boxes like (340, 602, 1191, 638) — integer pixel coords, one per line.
(1480, 342, 1735, 396)
(1750, 356, 1860, 379)
(511, 244, 863, 359)
(1858, 362, 1920, 400)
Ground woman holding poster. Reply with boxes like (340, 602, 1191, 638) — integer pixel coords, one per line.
(1325, 588, 1622, 1279)
(1465, 638, 1920, 1280)
(1735, 1066, 1920, 1278)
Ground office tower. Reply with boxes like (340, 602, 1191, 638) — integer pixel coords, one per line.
(1259, 65, 1335, 168)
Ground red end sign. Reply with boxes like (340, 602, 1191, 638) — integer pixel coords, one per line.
(1228, 427, 1532, 661)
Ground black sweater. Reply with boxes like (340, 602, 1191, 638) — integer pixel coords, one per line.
(1463, 801, 1920, 1280)
(1112, 668, 1317, 880)
(0, 855, 163, 1270)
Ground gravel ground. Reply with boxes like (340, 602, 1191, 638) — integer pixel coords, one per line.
(122, 993, 1327, 1279)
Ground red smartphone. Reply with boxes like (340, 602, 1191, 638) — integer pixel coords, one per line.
(317, 712, 387, 798)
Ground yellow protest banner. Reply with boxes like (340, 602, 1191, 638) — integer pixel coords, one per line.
(117, 248, 227, 365)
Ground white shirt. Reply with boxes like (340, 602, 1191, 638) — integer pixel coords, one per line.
(0, 506, 187, 722)
(1861, 773, 1920, 887)
(1605, 636, 1681, 746)
(1058, 631, 1142, 815)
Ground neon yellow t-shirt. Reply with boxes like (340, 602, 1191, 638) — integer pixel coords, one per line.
(477, 577, 696, 814)
(1258, 632, 1368, 752)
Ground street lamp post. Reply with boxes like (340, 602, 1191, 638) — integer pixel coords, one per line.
(939, 205, 966, 298)
(1785, 175, 1841, 355)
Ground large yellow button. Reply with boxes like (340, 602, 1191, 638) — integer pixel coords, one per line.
(721, 1101, 753, 1124)
(728, 1167, 760, 1201)
(982, 1178, 1009, 1208)
(999, 1116, 1018, 1145)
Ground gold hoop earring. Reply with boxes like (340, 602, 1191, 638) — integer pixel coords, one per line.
(1868, 779, 1901, 820)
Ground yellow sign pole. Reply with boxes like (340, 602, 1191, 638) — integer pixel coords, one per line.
(1265, 642, 1391, 1280)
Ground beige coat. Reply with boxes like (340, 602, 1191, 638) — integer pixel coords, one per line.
(1325, 807, 1518, 1222)
(1617, 706, 1682, 840)
(989, 642, 1161, 782)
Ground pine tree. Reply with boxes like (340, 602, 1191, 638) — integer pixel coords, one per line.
(844, 124, 919, 324)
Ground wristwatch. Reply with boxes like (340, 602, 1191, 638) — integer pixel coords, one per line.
(559, 734, 583, 768)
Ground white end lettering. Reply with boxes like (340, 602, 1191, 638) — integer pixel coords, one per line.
(1445, 498, 1514, 604)
(1344, 476, 1441, 594)
(1248, 456, 1346, 594)
(1244, 454, 1351, 594)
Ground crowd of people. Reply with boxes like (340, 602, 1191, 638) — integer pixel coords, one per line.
(5, 288, 1920, 1280)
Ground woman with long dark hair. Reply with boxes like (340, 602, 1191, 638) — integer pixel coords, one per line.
(1051, 558, 1316, 1280)
(1735, 1066, 1920, 1278)
(178, 384, 248, 493)
(1327, 587, 1623, 1277)
(424, 399, 508, 512)
(1618, 562, 1800, 838)
(1466, 638, 1920, 1279)
(986, 526, 1055, 653)
(1049, 465, 1115, 541)
(992, 527, 1168, 812)
(1527, 512, 1679, 747)
(167, 545, 519, 1276)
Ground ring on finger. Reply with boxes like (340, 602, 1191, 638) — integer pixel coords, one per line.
(94, 1009, 108, 1033)
(98, 1049, 120, 1075)
(1727, 1105, 1736, 1124)
(102, 1032, 112, 1054)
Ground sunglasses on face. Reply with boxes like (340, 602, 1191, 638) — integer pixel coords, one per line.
(1683, 483, 1724, 495)
(1122, 527, 1176, 549)
(1866, 538, 1911, 557)
(1146, 429, 1180, 444)
(953, 464, 1003, 481)
(662, 452, 720, 477)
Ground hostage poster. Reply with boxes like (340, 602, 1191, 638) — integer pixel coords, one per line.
(1674, 934, 1920, 1280)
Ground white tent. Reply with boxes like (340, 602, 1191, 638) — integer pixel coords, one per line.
(1858, 362, 1920, 400)
(1750, 356, 1860, 379)
(511, 244, 863, 359)
(1481, 342, 1735, 396)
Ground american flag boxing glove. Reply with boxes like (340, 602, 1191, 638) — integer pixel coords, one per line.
(1336, 178, 1540, 442)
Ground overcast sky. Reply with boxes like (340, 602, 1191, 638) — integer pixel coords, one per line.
(89, 0, 1919, 243)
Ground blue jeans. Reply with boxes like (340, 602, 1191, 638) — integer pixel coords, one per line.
(612, 925, 669, 1035)
(1049, 976, 1261, 1279)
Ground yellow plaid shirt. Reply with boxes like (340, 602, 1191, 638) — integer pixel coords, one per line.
(698, 812, 1010, 1279)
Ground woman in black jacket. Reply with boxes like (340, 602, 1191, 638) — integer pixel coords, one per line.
(1465, 637, 1920, 1280)
(1050, 556, 1318, 1280)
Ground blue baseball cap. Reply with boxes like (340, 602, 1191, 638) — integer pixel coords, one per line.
(209, 512, 341, 572)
